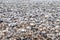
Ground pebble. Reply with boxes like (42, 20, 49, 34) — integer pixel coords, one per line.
(47, 38, 52, 40)
(26, 26, 31, 30)
(39, 32, 47, 38)
(55, 25, 60, 28)
(0, 20, 3, 23)
(1, 18, 11, 23)
(17, 28, 27, 33)
(31, 27, 38, 32)
(30, 23, 35, 25)
(30, 22, 36, 27)
(45, 14, 49, 18)
(8, 23, 17, 27)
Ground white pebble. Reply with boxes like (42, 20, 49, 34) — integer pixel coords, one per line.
(55, 25, 60, 28)
(45, 15, 49, 17)
(8, 23, 17, 27)
(30, 23, 35, 26)
(18, 28, 26, 32)
(26, 26, 31, 29)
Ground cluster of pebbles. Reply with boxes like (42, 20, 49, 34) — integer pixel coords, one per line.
(0, 0, 60, 40)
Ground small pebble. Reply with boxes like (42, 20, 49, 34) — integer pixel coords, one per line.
(8, 23, 17, 27)
(18, 28, 27, 33)
(0, 20, 3, 23)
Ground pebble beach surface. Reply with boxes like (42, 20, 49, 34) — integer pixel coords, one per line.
(0, 0, 60, 40)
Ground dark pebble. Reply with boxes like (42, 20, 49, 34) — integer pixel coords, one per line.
(31, 27, 38, 32)
(7, 36, 11, 39)
(33, 38, 38, 40)
(39, 32, 47, 38)
(0, 20, 3, 23)
(26, 37, 32, 40)
(16, 38, 21, 40)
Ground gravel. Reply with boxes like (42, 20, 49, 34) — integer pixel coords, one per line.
(0, 0, 60, 40)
